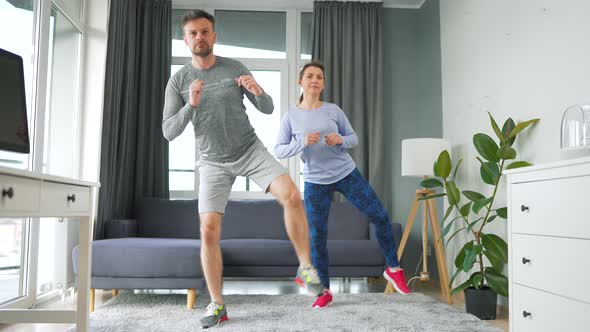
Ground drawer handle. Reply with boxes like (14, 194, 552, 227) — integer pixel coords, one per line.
(2, 187, 14, 199)
(522, 310, 531, 318)
(520, 205, 529, 212)
(67, 194, 76, 203)
(522, 257, 531, 264)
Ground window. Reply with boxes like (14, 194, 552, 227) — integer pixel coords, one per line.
(37, 4, 82, 298)
(0, 218, 26, 304)
(0, 0, 36, 306)
(169, 8, 309, 198)
(300, 12, 312, 60)
(0, 0, 86, 310)
(43, 5, 81, 178)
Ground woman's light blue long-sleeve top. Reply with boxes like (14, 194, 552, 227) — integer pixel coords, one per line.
(274, 102, 358, 185)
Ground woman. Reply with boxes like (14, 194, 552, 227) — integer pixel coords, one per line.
(274, 61, 411, 308)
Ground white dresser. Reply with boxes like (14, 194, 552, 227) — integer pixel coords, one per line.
(0, 166, 99, 331)
(506, 157, 590, 332)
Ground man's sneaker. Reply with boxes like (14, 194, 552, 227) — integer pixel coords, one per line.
(383, 267, 411, 295)
(312, 290, 333, 308)
(200, 301, 228, 329)
(294, 265, 323, 295)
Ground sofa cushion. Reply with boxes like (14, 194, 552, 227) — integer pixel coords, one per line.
(75, 238, 202, 278)
(324, 240, 385, 266)
(136, 198, 199, 239)
(221, 200, 288, 240)
(220, 239, 385, 267)
(326, 202, 370, 240)
(220, 239, 298, 266)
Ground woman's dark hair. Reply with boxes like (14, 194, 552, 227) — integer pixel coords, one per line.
(181, 10, 215, 30)
(298, 61, 325, 104)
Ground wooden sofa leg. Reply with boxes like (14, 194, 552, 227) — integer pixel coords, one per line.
(187, 288, 197, 310)
(90, 288, 95, 312)
(112, 289, 118, 297)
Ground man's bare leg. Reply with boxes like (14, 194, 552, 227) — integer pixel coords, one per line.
(267, 174, 312, 266)
(200, 212, 224, 304)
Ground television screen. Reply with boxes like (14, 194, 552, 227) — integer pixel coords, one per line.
(0, 48, 30, 154)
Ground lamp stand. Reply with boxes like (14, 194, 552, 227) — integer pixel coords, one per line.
(384, 188, 453, 304)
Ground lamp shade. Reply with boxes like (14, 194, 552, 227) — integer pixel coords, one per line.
(401, 138, 451, 177)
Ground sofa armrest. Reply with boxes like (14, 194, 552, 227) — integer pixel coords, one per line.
(105, 219, 137, 238)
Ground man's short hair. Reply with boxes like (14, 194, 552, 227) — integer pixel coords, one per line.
(181, 10, 215, 30)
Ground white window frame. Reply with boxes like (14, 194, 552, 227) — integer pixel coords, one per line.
(169, 7, 311, 199)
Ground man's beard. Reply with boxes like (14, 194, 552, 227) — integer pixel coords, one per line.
(192, 45, 213, 57)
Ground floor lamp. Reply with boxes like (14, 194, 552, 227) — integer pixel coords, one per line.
(384, 138, 453, 304)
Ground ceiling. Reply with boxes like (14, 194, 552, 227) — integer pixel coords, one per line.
(172, 0, 426, 10)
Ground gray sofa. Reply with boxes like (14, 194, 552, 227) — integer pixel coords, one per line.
(73, 198, 402, 309)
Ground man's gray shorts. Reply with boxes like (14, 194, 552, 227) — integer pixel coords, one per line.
(197, 142, 288, 214)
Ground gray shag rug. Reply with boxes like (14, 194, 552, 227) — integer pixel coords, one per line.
(85, 293, 501, 332)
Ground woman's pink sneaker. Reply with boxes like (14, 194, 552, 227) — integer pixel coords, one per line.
(312, 290, 333, 308)
(383, 267, 411, 295)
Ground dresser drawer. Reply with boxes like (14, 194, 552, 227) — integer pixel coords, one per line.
(511, 176, 590, 239)
(0, 174, 40, 213)
(40, 181, 90, 215)
(511, 234, 590, 303)
(512, 284, 589, 332)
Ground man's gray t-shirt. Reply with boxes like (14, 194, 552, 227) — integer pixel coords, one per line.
(162, 56, 274, 162)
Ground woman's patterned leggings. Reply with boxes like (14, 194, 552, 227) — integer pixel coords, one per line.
(303, 168, 400, 289)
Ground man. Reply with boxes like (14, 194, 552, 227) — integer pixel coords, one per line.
(162, 9, 322, 329)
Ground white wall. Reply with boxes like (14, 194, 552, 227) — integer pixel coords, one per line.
(440, 0, 590, 299)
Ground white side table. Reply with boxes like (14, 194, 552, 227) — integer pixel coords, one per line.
(0, 166, 99, 332)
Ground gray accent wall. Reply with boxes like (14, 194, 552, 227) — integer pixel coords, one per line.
(383, 0, 443, 280)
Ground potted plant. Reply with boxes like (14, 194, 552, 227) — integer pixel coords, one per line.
(418, 113, 539, 320)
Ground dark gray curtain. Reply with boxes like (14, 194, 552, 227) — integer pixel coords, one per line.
(311, 1, 389, 207)
(96, 0, 171, 239)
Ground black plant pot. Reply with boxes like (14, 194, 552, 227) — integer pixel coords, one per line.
(464, 286, 497, 320)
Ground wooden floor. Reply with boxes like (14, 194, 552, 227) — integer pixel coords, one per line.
(0, 277, 508, 331)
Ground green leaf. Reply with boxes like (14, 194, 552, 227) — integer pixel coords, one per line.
(462, 190, 485, 202)
(445, 181, 460, 205)
(470, 271, 484, 289)
(488, 112, 505, 145)
(473, 133, 500, 162)
(502, 118, 516, 146)
(420, 178, 444, 188)
(455, 242, 473, 269)
(497, 145, 517, 160)
(481, 234, 508, 264)
(509, 118, 540, 138)
(433, 160, 439, 177)
(478, 158, 500, 185)
(446, 227, 467, 246)
(442, 205, 454, 224)
(417, 193, 447, 201)
(485, 267, 509, 297)
(460, 202, 472, 217)
(441, 219, 456, 240)
(506, 161, 532, 170)
(472, 197, 493, 214)
(451, 279, 473, 295)
(485, 215, 498, 224)
(441, 215, 463, 239)
(449, 266, 463, 288)
(452, 159, 463, 179)
(496, 207, 507, 219)
(463, 244, 483, 272)
(483, 249, 504, 272)
(466, 217, 483, 233)
(436, 150, 452, 179)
